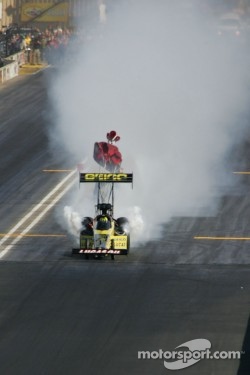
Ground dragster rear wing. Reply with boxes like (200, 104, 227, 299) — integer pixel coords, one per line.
(79, 173, 133, 184)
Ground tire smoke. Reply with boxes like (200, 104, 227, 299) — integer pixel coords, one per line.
(49, 1, 249, 242)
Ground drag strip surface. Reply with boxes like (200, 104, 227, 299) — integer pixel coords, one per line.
(0, 71, 250, 375)
(0, 261, 248, 375)
(0, 169, 76, 258)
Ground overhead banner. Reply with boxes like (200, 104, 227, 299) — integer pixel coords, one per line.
(21, 2, 69, 23)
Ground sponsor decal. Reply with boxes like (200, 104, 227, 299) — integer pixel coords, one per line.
(113, 236, 127, 249)
(21, 3, 69, 23)
(80, 249, 121, 254)
(23, 7, 42, 18)
(83, 173, 129, 182)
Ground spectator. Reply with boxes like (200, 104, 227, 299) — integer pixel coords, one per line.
(30, 35, 41, 65)
(24, 33, 32, 63)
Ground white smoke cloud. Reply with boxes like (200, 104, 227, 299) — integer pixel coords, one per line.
(49, 0, 249, 242)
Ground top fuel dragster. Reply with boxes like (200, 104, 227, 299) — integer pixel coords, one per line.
(72, 131, 133, 260)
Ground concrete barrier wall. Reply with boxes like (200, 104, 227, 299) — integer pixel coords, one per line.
(0, 60, 19, 84)
(6, 51, 26, 67)
(0, 51, 26, 84)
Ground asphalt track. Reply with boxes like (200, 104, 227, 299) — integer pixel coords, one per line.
(0, 70, 250, 375)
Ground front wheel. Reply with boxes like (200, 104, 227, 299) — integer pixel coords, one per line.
(116, 217, 130, 252)
(81, 217, 93, 235)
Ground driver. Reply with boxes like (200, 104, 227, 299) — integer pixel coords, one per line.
(96, 215, 111, 230)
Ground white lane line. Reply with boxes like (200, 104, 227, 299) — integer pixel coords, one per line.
(0, 170, 75, 247)
(0, 170, 77, 258)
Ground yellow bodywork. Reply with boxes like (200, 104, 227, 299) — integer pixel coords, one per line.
(80, 222, 128, 250)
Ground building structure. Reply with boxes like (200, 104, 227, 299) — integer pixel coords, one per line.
(0, 0, 99, 31)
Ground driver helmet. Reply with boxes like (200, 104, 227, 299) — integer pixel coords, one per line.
(96, 215, 111, 230)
